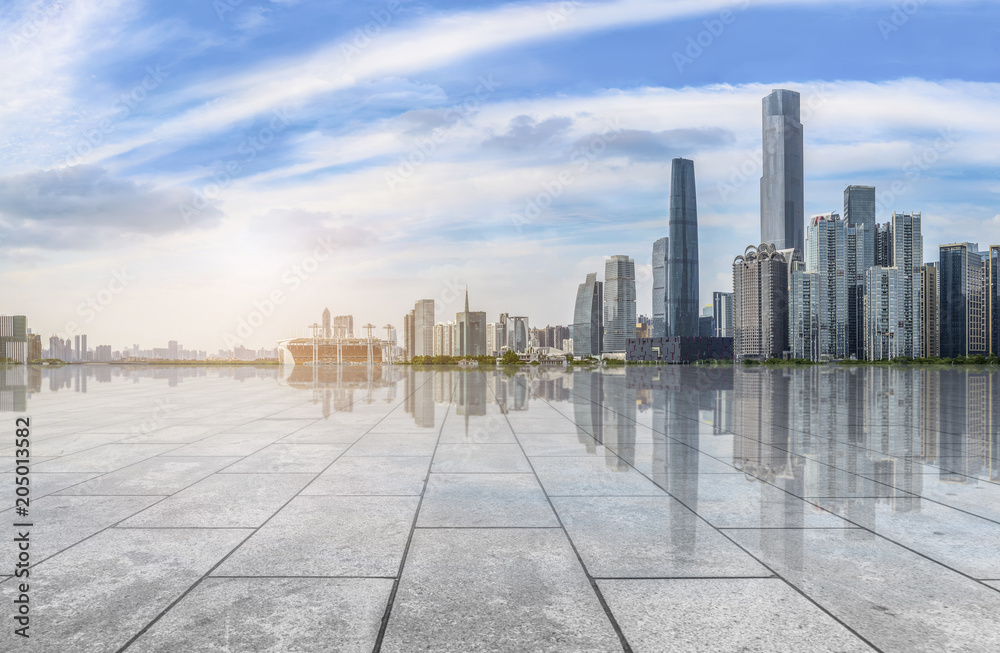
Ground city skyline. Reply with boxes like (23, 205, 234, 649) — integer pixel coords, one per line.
(3, 1, 1000, 352)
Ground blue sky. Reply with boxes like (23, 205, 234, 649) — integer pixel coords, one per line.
(2, 0, 999, 351)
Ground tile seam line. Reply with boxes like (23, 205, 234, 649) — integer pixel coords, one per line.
(540, 389, 885, 653)
(501, 383, 634, 653)
(372, 373, 451, 653)
(114, 371, 433, 653)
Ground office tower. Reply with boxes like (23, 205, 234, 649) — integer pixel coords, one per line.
(322, 308, 331, 338)
(875, 222, 894, 267)
(940, 243, 989, 358)
(0, 316, 28, 364)
(168, 340, 178, 359)
(334, 315, 354, 339)
(456, 289, 488, 356)
(573, 273, 603, 357)
(790, 265, 820, 360)
(844, 185, 876, 270)
(845, 221, 865, 358)
(698, 315, 714, 338)
(991, 246, 1000, 356)
(412, 300, 435, 357)
(603, 255, 636, 353)
(81, 334, 88, 361)
(486, 323, 500, 356)
(891, 212, 923, 357)
(667, 158, 700, 337)
(733, 244, 789, 362)
(74, 334, 80, 361)
(652, 236, 668, 338)
(804, 212, 849, 359)
(921, 263, 940, 358)
(403, 310, 415, 359)
(864, 213, 923, 360)
(713, 292, 734, 338)
(761, 89, 804, 259)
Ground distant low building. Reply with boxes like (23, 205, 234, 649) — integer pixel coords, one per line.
(626, 337, 733, 363)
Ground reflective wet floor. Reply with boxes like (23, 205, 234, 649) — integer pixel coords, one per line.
(1, 364, 998, 652)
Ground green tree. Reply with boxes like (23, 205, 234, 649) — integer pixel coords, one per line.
(500, 350, 520, 365)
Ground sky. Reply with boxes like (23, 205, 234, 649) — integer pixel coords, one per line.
(1, 0, 999, 352)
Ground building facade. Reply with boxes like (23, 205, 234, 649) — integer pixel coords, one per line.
(940, 243, 988, 358)
(572, 273, 604, 357)
(805, 212, 849, 359)
(0, 316, 28, 364)
(333, 315, 354, 339)
(455, 290, 487, 356)
(667, 158, 700, 337)
(652, 236, 668, 338)
(603, 255, 636, 353)
(864, 213, 922, 360)
(921, 263, 940, 358)
(713, 292, 734, 338)
(733, 244, 789, 362)
(761, 89, 805, 259)
(790, 267, 820, 360)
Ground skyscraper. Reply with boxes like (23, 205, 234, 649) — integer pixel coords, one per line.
(875, 222, 894, 267)
(939, 243, 988, 358)
(667, 158, 700, 337)
(413, 300, 435, 357)
(921, 263, 940, 358)
(790, 265, 820, 360)
(603, 255, 636, 353)
(456, 289, 488, 356)
(733, 244, 789, 362)
(990, 246, 1000, 356)
(322, 308, 331, 338)
(844, 185, 876, 271)
(761, 89, 804, 259)
(805, 212, 849, 359)
(712, 292, 734, 338)
(573, 273, 603, 357)
(652, 236, 668, 338)
(865, 213, 922, 360)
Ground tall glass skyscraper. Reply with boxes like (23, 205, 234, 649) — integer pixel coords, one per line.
(603, 255, 636, 353)
(939, 242, 987, 358)
(844, 185, 875, 358)
(844, 185, 876, 269)
(572, 273, 603, 357)
(667, 158, 699, 338)
(761, 89, 804, 259)
(652, 236, 668, 338)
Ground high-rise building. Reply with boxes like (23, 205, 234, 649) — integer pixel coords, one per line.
(805, 212, 849, 359)
(761, 89, 804, 259)
(940, 243, 988, 358)
(844, 185, 876, 273)
(652, 236, 668, 338)
(456, 290, 488, 356)
(486, 323, 501, 356)
(891, 212, 922, 357)
(603, 255, 636, 353)
(433, 322, 456, 356)
(500, 315, 530, 352)
(572, 273, 603, 357)
(322, 308, 331, 338)
(921, 263, 940, 358)
(0, 316, 28, 364)
(667, 158, 699, 337)
(790, 265, 820, 360)
(733, 244, 789, 362)
(334, 315, 354, 339)
(845, 221, 866, 359)
(81, 334, 88, 361)
(875, 222, 894, 267)
(713, 292, 734, 338)
(27, 333, 41, 362)
(74, 334, 81, 361)
(168, 340, 178, 359)
(403, 310, 415, 360)
(413, 300, 435, 357)
(990, 246, 1000, 356)
(865, 213, 922, 360)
